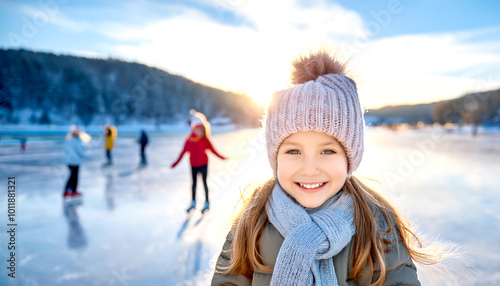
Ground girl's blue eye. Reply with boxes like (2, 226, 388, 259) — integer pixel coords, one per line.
(286, 150, 299, 154)
(322, 150, 335, 155)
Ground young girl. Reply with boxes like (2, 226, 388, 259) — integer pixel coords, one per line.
(171, 110, 227, 213)
(211, 50, 454, 285)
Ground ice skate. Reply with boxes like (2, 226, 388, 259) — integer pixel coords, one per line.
(72, 191, 82, 197)
(186, 201, 196, 213)
(201, 201, 210, 214)
(64, 191, 81, 204)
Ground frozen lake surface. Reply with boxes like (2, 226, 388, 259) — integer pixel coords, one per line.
(0, 127, 499, 285)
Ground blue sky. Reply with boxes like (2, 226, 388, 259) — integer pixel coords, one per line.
(337, 0, 500, 37)
(1, 0, 499, 108)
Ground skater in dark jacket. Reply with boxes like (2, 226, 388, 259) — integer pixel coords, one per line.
(137, 130, 149, 165)
(171, 110, 227, 213)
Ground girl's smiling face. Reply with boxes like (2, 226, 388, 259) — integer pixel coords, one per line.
(277, 131, 348, 208)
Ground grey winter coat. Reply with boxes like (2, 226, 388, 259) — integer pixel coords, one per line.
(212, 209, 420, 286)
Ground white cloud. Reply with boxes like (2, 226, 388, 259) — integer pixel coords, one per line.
(92, 0, 367, 107)
(19, 4, 91, 33)
(22, 0, 497, 109)
(71, 49, 103, 58)
(350, 27, 500, 107)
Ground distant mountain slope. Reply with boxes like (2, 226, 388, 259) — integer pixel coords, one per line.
(366, 89, 500, 126)
(366, 103, 435, 124)
(432, 89, 500, 125)
(0, 49, 264, 126)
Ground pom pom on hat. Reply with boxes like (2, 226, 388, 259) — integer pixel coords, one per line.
(290, 49, 347, 85)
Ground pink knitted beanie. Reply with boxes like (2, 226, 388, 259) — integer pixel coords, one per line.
(264, 50, 364, 177)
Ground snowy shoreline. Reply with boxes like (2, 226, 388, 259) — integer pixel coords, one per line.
(0, 122, 241, 136)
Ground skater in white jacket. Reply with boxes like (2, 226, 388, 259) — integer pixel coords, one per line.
(64, 127, 89, 198)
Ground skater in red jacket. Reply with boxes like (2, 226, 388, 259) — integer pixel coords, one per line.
(171, 110, 227, 213)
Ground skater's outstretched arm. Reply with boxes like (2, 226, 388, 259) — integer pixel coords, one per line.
(171, 141, 188, 168)
(206, 138, 227, 160)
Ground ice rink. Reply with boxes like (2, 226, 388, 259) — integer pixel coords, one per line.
(1, 127, 499, 285)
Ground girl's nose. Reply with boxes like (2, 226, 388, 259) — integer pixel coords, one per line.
(299, 156, 320, 176)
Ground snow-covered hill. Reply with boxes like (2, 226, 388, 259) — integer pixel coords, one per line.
(0, 49, 264, 127)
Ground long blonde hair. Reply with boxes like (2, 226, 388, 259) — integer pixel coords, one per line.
(221, 176, 453, 285)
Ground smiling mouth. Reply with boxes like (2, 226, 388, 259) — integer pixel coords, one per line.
(295, 182, 327, 191)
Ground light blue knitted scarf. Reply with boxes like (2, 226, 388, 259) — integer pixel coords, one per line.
(266, 182, 355, 286)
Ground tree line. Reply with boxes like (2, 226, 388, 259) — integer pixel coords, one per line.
(432, 89, 500, 126)
(366, 89, 500, 126)
(0, 49, 264, 126)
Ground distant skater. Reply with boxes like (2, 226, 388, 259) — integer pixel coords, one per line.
(64, 127, 88, 198)
(103, 124, 117, 167)
(20, 137, 28, 152)
(171, 110, 227, 213)
(138, 129, 149, 166)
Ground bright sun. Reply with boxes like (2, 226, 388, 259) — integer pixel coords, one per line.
(248, 91, 272, 109)
(245, 76, 289, 110)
